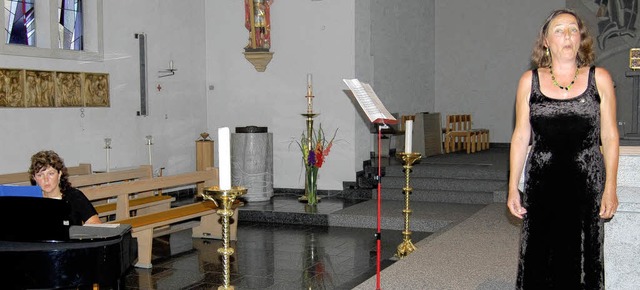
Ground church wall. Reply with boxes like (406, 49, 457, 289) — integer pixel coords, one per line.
(354, 0, 374, 167)
(0, 0, 208, 176)
(204, 1, 357, 190)
(434, 0, 563, 143)
(354, 0, 434, 172)
(568, 0, 638, 140)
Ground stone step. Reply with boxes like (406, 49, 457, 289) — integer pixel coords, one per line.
(380, 176, 506, 193)
(328, 200, 486, 232)
(373, 189, 495, 204)
(384, 163, 507, 181)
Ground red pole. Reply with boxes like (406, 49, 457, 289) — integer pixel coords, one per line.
(376, 125, 382, 290)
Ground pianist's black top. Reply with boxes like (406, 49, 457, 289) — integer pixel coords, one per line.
(62, 187, 98, 225)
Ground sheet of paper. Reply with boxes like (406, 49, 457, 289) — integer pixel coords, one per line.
(343, 79, 396, 124)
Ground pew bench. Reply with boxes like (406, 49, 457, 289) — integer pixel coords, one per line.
(108, 200, 234, 268)
(81, 169, 238, 269)
(80, 169, 219, 221)
(93, 195, 175, 219)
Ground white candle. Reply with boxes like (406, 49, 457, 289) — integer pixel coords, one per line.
(405, 120, 413, 153)
(106, 149, 110, 173)
(169, 60, 174, 70)
(218, 127, 232, 190)
(307, 73, 313, 96)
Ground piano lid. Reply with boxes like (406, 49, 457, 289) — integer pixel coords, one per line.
(0, 196, 71, 242)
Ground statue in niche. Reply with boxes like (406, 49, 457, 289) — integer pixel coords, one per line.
(244, 0, 273, 51)
(83, 73, 109, 107)
(0, 69, 24, 107)
(56, 72, 82, 107)
(25, 71, 55, 107)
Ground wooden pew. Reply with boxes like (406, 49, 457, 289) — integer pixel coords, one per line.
(81, 169, 218, 221)
(80, 169, 236, 268)
(112, 200, 225, 268)
(71, 165, 152, 189)
(69, 165, 170, 220)
(0, 163, 92, 185)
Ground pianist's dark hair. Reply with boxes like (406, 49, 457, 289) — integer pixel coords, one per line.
(29, 150, 72, 194)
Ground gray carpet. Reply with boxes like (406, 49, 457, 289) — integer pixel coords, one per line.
(353, 203, 522, 290)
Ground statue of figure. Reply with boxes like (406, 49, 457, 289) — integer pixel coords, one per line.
(245, 0, 272, 51)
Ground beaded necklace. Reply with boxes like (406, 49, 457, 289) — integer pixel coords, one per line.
(550, 67, 579, 91)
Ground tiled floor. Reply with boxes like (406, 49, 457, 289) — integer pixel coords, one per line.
(122, 197, 431, 290)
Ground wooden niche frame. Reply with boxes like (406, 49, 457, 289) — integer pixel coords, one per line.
(0, 68, 109, 108)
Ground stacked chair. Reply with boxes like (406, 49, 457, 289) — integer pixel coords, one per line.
(443, 114, 489, 154)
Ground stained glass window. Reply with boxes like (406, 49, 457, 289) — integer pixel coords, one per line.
(58, 0, 82, 50)
(1, 0, 101, 60)
(4, 0, 36, 46)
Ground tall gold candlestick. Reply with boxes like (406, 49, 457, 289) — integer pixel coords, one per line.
(299, 75, 320, 203)
(394, 152, 422, 259)
(201, 186, 247, 290)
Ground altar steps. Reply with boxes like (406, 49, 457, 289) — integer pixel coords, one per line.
(358, 147, 509, 205)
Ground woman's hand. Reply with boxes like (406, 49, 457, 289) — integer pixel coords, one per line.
(507, 189, 527, 219)
(599, 189, 618, 219)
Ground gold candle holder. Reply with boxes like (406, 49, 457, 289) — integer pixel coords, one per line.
(394, 152, 422, 259)
(298, 94, 321, 203)
(201, 186, 247, 290)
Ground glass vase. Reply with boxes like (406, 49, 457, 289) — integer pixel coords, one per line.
(305, 166, 318, 205)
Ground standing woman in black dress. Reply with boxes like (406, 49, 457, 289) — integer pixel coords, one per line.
(507, 9, 619, 289)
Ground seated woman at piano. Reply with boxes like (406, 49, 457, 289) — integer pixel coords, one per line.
(29, 150, 101, 225)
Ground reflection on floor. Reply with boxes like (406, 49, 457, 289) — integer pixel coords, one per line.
(123, 198, 431, 290)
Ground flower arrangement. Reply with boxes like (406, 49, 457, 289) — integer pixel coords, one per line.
(297, 124, 337, 205)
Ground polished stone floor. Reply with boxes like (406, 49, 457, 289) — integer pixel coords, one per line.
(122, 196, 431, 290)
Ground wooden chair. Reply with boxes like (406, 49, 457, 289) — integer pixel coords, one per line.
(443, 114, 489, 154)
(443, 114, 472, 153)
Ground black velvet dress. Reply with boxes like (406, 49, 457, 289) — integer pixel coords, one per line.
(516, 66, 605, 290)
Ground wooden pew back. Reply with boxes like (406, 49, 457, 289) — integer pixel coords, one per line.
(0, 163, 92, 185)
(70, 165, 152, 189)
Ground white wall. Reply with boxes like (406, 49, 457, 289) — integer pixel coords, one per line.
(0, 0, 208, 176)
(205, 0, 356, 190)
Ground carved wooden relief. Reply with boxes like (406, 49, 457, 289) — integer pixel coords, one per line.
(0, 68, 109, 108)
(25, 70, 55, 107)
(56, 72, 83, 107)
(83, 73, 109, 107)
(0, 69, 24, 107)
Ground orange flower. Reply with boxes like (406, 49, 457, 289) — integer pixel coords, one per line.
(297, 125, 337, 169)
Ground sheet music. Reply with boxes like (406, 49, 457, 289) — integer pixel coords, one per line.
(343, 79, 396, 124)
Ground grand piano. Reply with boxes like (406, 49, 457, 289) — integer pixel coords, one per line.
(0, 195, 137, 289)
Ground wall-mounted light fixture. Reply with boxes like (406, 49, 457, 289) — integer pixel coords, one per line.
(158, 60, 177, 78)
